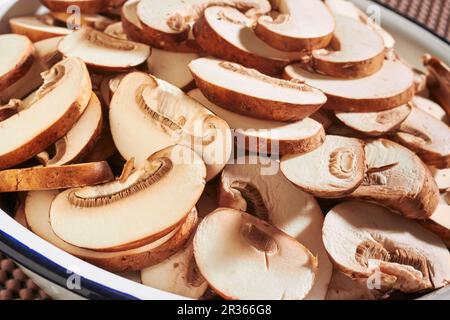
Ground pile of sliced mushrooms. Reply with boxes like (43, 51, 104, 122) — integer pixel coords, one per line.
(1, 0, 449, 300)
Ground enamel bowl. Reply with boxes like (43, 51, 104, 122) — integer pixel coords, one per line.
(0, 0, 449, 300)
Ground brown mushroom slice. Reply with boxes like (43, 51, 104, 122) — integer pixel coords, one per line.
(136, 0, 270, 47)
(350, 139, 439, 219)
(393, 106, 450, 169)
(255, 0, 334, 52)
(189, 89, 325, 155)
(99, 72, 129, 106)
(0, 36, 64, 104)
(9, 15, 72, 42)
(109, 72, 232, 181)
(334, 104, 412, 137)
(147, 49, 199, 90)
(430, 167, 450, 191)
(194, 6, 304, 76)
(194, 208, 318, 300)
(141, 240, 208, 299)
(0, 34, 35, 91)
(326, 270, 381, 300)
(0, 162, 113, 192)
(420, 193, 450, 248)
(219, 156, 332, 300)
(281, 135, 366, 198)
(58, 27, 151, 72)
(104, 22, 127, 40)
(25, 190, 197, 272)
(50, 12, 115, 31)
(50, 145, 206, 252)
(40, 0, 119, 14)
(189, 57, 327, 122)
(310, 15, 385, 79)
(37, 93, 103, 167)
(0, 57, 92, 170)
(323, 201, 450, 293)
(324, 0, 395, 52)
(284, 59, 415, 112)
(413, 96, 448, 123)
(424, 55, 450, 116)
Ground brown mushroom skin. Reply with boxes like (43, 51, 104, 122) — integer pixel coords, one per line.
(424, 55, 450, 116)
(40, 0, 124, 14)
(254, 23, 334, 53)
(283, 68, 416, 113)
(191, 74, 323, 122)
(0, 162, 114, 192)
(193, 15, 296, 76)
(84, 208, 198, 272)
(0, 45, 35, 92)
(420, 219, 450, 249)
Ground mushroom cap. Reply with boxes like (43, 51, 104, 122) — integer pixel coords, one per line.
(350, 139, 439, 219)
(50, 145, 206, 251)
(219, 155, 332, 300)
(58, 27, 151, 72)
(284, 59, 415, 112)
(0, 57, 92, 170)
(281, 135, 366, 198)
(188, 89, 325, 155)
(189, 57, 327, 122)
(194, 208, 318, 300)
(109, 72, 232, 181)
(25, 190, 199, 272)
(9, 15, 72, 42)
(323, 201, 450, 292)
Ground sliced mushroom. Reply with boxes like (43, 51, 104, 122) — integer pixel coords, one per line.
(281, 135, 366, 198)
(0, 161, 113, 192)
(50, 145, 206, 251)
(393, 106, 450, 169)
(420, 193, 450, 248)
(189, 89, 325, 155)
(194, 208, 318, 300)
(326, 123, 369, 139)
(99, 72, 128, 106)
(41, 0, 123, 14)
(254, 0, 334, 52)
(310, 109, 335, 130)
(24, 190, 198, 272)
(9, 15, 72, 42)
(424, 55, 450, 116)
(193, 6, 304, 76)
(50, 12, 116, 31)
(0, 36, 64, 104)
(219, 155, 332, 300)
(323, 201, 450, 293)
(104, 22, 127, 40)
(147, 48, 199, 90)
(36, 93, 103, 167)
(335, 104, 412, 137)
(429, 167, 450, 191)
(324, 0, 395, 53)
(326, 270, 381, 300)
(284, 59, 415, 112)
(413, 96, 448, 123)
(109, 72, 232, 181)
(141, 239, 208, 299)
(0, 57, 92, 170)
(58, 27, 151, 72)
(136, 0, 270, 48)
(310, 15, 385, 79)
(121, 0, 200, 52)
(189, 57, 327, 121)
(349, 139, 439, 219)
(0, 34, 35, 91)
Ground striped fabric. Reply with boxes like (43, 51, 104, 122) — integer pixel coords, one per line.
(375, 0, 450, 42)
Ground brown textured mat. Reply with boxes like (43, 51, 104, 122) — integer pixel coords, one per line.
(0, 0, 449, 300)
(375, 0, 450, 42)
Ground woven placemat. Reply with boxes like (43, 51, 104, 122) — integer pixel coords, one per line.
(0, 0, 449, 300)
